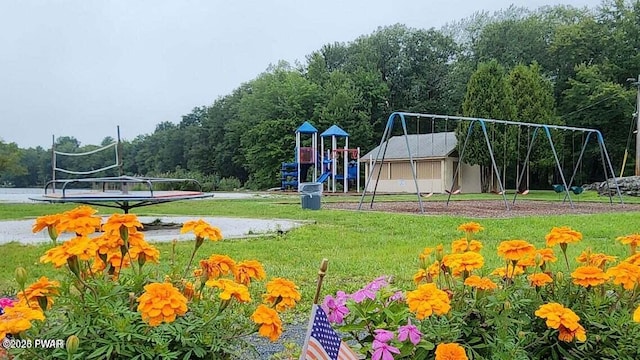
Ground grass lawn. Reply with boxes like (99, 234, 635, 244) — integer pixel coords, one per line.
(1, 192, 638, 314)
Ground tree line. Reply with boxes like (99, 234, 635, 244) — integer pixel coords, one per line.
(1, 0, 638, 191)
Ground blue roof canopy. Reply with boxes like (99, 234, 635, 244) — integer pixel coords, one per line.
(320, 125, 349, 138)
(296, 121, 318, 134)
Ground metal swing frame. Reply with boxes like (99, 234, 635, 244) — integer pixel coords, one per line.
(358, 112, 624, 213)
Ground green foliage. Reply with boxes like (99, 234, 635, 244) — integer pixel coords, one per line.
(325, 223, 640, 359)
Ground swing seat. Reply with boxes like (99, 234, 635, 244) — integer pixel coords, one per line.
(445, 189, 461, 195)
(552, 184, 565, 193)
(570, 186, 584, 195)
(518, 189, 529, 195)
(420, 192, 433, 198)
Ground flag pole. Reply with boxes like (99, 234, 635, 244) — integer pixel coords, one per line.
(313, 258, 329, 304)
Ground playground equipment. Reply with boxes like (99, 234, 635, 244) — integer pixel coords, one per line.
(359, 112, 623, 213)
(281, 122, 318, 190)
(30, 127, 214, 213)
(320, 125, 360, 193)
(281, 122, 360, 193)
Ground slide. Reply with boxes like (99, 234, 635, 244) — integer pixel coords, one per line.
(316, 171, 331, 183)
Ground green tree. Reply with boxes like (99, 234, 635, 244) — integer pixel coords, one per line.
(507, 63, 560, 189)
(459, 60, 516, 192)
(560, 64, 635, 181)
(0, 140, 27, 185)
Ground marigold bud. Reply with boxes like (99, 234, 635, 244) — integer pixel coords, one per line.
(119, 225, 129, 244)
(556, 272, 564, 283)
(66, 335, 79, 354)
(15, 267, 27, 287)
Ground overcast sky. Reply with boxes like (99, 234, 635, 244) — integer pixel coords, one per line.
(1, 0, 602, 149)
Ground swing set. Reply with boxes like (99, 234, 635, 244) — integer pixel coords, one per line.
(358, 112, 624, 213)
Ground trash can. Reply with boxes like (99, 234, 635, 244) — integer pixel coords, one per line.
(299, 182, 322, 210)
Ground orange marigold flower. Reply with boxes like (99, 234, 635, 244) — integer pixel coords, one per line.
(634, 305, 640, 322)
(545, 226, 582, 247)
(263, 278, 301, 311)
(17, 276, 60, 310)
(606, 262, 640, 290)
(57, 206, 102, 236)
(406, 283, 451, 320)
(102, 213, 143, 240)
(464, 275, 498, 290)
(497, 240, 536, 261)
(200, 254, 236, 280)
(617, 234, 640, 253)
(451, 238, 468, 253)
(94, 232, 124, 256)
(413, 269, 430, 284)
(491, 266, 524, 279)
(206, 278, 252, 302)
(535, 302, 586, 342)
(181, 219, 223, 241)
(128, 233, 160, 264)
(40, 235, 98, 267)
(528, 273, 553, 287)
(435, 342, 468, 360)
(516, 254, 537, 269)
(65, 235, 99, 261)
(536, 248, 557, 265)
(468, 240, 483, 252)
(137, 282, 188, 326)
(457, 252, 484, 273)
(234, 260, 266, 285)
(182, 281, 196, 301)
(251, 304, 283, 342)
(0, 303, 45, 339)
(576, 249, 616, 268)
(419, 247, 434, 260)
(32, 214, 63, 241)
(571, 266, 609, 287)
(558, 323, 587, 342)
(624, 253, 640, 266)
(40, 244, 70, 268)
(457, 222, 483, 234)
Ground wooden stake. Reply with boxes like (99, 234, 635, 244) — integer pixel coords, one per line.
(312, 258, 329, 305)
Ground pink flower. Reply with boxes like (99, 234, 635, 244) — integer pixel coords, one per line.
(321, 291, 350, 324)
(367, 276, 389, 292)
(374, 328, 395, 343)
(397, 322, 421, 345)
(351, 276, 390, 303)
(0, 297, 15, 309)
(372, 339, 400, 360)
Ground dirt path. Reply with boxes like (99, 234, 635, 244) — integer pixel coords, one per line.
(325, 200, 640, 218)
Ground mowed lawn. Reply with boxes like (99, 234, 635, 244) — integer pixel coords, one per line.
(0, 192, 638, 313)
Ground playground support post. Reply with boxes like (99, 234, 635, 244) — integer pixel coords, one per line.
(513, 127, 539, 204)
(543, 126, 574, 208)
(344, 137, 348, 193)
(357, 147, 361, 193)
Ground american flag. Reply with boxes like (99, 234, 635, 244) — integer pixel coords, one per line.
(300, 305, 360, 360)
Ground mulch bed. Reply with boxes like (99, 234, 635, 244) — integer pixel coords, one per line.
(324, 199, 640, 218)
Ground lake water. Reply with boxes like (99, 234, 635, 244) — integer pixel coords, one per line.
(0, 188, 265, 203)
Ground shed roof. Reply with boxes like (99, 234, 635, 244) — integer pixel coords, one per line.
(360, 132, 457, 161)
(296, 121, 318, 134)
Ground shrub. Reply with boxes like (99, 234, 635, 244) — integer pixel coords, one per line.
(0, 206, 300, 359)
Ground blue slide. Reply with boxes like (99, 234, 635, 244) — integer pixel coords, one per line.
(316, 171, 332, 183)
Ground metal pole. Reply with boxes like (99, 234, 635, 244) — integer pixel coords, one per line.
(448, 121, 474, 206)
(513, 127, 539, 204)
(543, 126, 574, 208)
(359, 114, 393, 210)
(479, 120, 509, 210)
(635, 75, 640, 176)
(51, 135, 56, 193)
(401, 114, 424, 213)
